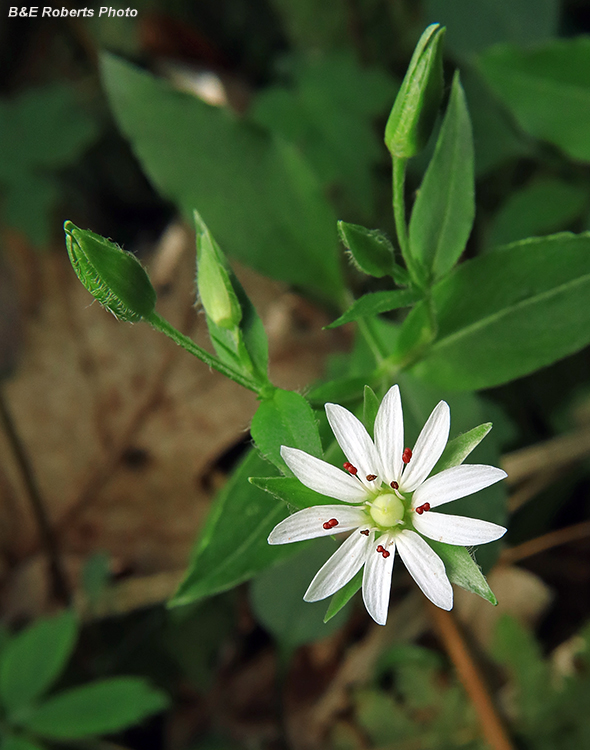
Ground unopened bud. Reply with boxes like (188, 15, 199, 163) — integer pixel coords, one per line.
(64, 221, 156, 322)
(385, 24, 445, 159)
(338, 221, 394, 278)
(194, 211, 242, 330)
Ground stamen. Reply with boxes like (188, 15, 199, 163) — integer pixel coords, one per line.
(376, 545, 384, 553)
(402, 447, 412, 464)
(390, 481, 399, 490)
(382, 550, 390, 558)
(323, 521, 332, 529)
(366, 474, 377, 481)
(323, 518, 339, 529)
(343, 462, 358, 475)
(414, 502, 431, 515)
(360, 529, 370, 536)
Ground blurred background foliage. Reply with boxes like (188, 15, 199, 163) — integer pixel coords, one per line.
(4, 1, 590, 749)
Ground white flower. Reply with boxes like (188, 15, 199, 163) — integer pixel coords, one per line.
(267, 385, 507, 625)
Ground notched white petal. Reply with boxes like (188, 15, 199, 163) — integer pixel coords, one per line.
(413, 511, 507, 546)
(400, 400, 450, 493)
(280, 446, 369, 503)
(396, 530, 453, 610)
(374, 384, 404, 484)
(362, 532, 395, 625)
(411, 464, 507, 509)
(325, 403, 380, 486)
(268, 505, 368, 544)
(304, 530, 370, 602)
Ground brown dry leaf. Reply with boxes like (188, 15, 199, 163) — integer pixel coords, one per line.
(0, 223, 346, 619)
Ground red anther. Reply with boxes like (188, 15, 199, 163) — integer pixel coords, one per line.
(328, 518, 339, 528)
(366, 474, 377, 481)
(323, 521, 331, 529)
(382, 550, 391, 558)
(376, 545, 384, 553)
(415, 506, 424, 515)
(402, 448, 413, 464)
(360, 529, 370, 536)
(343, 462, 358, 475)
(422, 503, 431, 512)
(390, 481, 399, 490)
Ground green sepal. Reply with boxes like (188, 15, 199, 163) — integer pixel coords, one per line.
(338, 221, 406, 281)
(64, 221, 156, 322)
(432, 422, 492, 474)
(324, 568, 363, 622)
(363, 386, 380, 438)
(385, 24, 446, 158)
(428, 540, 497, 605)
(249, 476, 334, 510)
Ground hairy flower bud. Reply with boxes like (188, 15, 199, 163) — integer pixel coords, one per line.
(64, 221, 156, 323)
(385, 24, 445, 159)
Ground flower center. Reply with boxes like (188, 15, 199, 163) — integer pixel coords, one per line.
(369, 492, 404, 528)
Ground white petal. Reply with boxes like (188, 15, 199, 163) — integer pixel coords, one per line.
(362, 532, 395, 625)
(268, 505, 369, 544)
(413, 511, 507, 545)
(280, 446, 369, 503)
(304, 530, 371, 602)
(411, 464, 507, 509)
(400, 401, 450, 492)
(374, 385, 404, 484)
(396, 530, 453, 610)
(325, 403, 381, 489)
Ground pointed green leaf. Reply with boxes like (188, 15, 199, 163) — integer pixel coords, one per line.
(432, 423, 492, 474)
(324, 568, 363, 623)
(170, 450, 294, 607)
(251, 389, 322, 474)
(0, 611, 78, 714)
(327, 290, 419, 329)
(23, 678, 168, 739)
(427, 540, 497, 604)
(409, 72, 475, 280)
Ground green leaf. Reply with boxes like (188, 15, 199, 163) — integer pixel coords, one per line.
(22, 678, 168, 739)
(399, 233, 590, 390)
(306, 376, 369, 407)
(432, 423, 492, 474)
(487, 178, 589, 249)
(326, 289, 419, 329)
(324, 568, 363, 623)
(479, 38, 590, 162)
(363, 386, 380, 438)
(250, 538, 349, 654)
(249, 476, 334, 510)
(337, 221, 398, 279)
(424, 0, 558, 59)
(427, 540, 497, 604)
(101, 53, 343, 300)
(170, 450, 295, 607)
(409, 72, 475, 281)
(0, 611, 78, 714)
(251, 389, 322, 473)
(252, 56, 394, 219)
(0, 736, 44, 750)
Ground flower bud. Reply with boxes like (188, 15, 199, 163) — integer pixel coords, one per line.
(338, 221, 394, 278)
(385, 24, 445, 159)
(64, 221, 156, 323)
(195, 211, 242, 330)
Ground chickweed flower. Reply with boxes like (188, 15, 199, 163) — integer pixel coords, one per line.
(268, 385, 507, 625)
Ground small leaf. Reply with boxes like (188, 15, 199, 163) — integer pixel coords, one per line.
(251, 389, 322, 473)
(337, 221, 397, 279)
(326, 289, 419, 329)
(0, 611, 78, 714)
(22, 678, 168, 739)
(170, 450, 295, 607)
(432, 423, 492, 474)
(249, 476, 334, 510)
(409, 72, 475, 280)
(324, 568, 363, 623)
(427, 540, 497, 604)
(363, 386, 380, 438)
(250, 539, 349, 653)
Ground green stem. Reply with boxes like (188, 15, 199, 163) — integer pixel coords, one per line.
(147, 312, 260, 394)
(392, 156, 411, 267)
(357, 317, 387, 365)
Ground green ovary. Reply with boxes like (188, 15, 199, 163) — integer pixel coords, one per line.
(369, 492, 405, 528)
